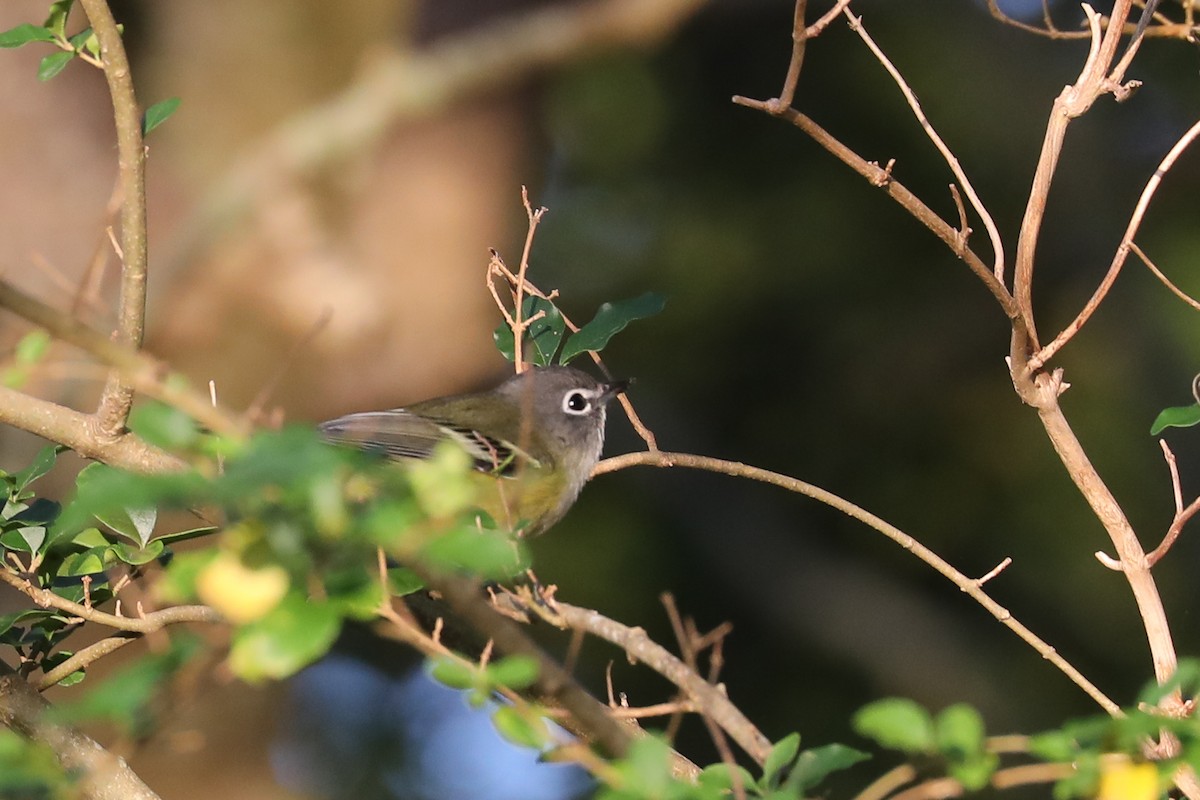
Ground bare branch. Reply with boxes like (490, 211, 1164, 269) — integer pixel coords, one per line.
(594, 449, 1121, 715)
(1027, 116, 1200, 371)
(79, 0, 149, 438)
(1011, 0, 1137, 355)
(844, 9, 1006, 283)
(555, 599, 772, 764)
(731, 97, 1021, 323)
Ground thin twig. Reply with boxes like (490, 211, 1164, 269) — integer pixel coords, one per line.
(1130, 242, 1200, 312)
(594, 449, 1121, 715)
(731, 97, 1020, 324)
(774, 0, 809, 111)
(1147, 442, 1200, 567)
(844, 9, 1006, 284)
(1028, 116, 1200, 372)
(555, 598, 774, 763)
(662, 594, 744, 800)
(512, 187, 548, 372)
(1011, 0, 1136, 356)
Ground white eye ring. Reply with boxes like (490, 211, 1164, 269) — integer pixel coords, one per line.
(563, 390, 592, 415)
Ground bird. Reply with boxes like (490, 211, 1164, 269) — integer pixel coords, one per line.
(318, 365, 627, 536)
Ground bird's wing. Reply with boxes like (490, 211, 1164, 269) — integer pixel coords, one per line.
(318, 411, 539, 475)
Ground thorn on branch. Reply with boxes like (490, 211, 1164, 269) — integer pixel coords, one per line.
(1095, 551, 1123, 571)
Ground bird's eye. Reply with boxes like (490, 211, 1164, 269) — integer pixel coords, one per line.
(563, 391, 590, 414)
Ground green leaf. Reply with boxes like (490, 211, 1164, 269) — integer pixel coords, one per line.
(430, 658, 478, 690)
(1141, 658, 1200, 705)
(1027, 730, 1077, 762)
(228, 594, 341, 681)
(786, 743, 871, 792)
(95, 505, 157, 547)
(491, 706, 548, 750)
(153, 525, 218, 546)
(16, 525, 46, 553)
(37, 50, 73, 81)
(143, 97, 181, 135)
(40, 650, 85, 687)
(386, 566, 423, 596)
(559, 292, 666, 364)
(947, 752, 999, 792)
(493, 296, 568, 366)
(12, 446, 58, 494)
(486, 655, 539, 689)
(0, 24, 56, 48)
(853, 698, 936, 754)
(57, 546, 111, 576)
(323, 567, 384, 621)
(0, 528, 35, 553)
(697, 762, 759, 795)
(14, 331, 51, 368)
(762, 732, 801, 788)
(109, 539, 165, 566)
(66, 26, 92, 50)
(1150, 404, 1200, 435)
(420, 525, 526, 579)
(130, 402, 200, 450)
(0, 609, 55, 638)
(0, 729, 75, 798)
(156, 548, 217, 603)
(935, 703, 986, 760)
(43, 1, 73, 39)
(81, 29, 99, 59)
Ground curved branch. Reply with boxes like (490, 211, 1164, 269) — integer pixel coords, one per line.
(844, 9, 1007, 283)
(731, 97, 1021, 324)
(79, 0, 149, 437)
(0, 570, 221, 634)
(1027, 116, 1200, 372)
(36, 634, 137, 690)
(1010, 0, 1139, 355)
(594, 450, 1121, 715)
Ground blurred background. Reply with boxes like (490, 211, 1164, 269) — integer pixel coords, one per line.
(2, 0, 1200, 797)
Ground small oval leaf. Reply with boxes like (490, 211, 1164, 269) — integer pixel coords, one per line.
(142, 97, 181, 135)
(559, 292, 666, 364)
(0, 24, 56, 48)
(1150, 404, 1200, 436)
(37, 50, 74, 81)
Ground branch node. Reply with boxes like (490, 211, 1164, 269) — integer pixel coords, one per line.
(869, 158, 895, 187)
